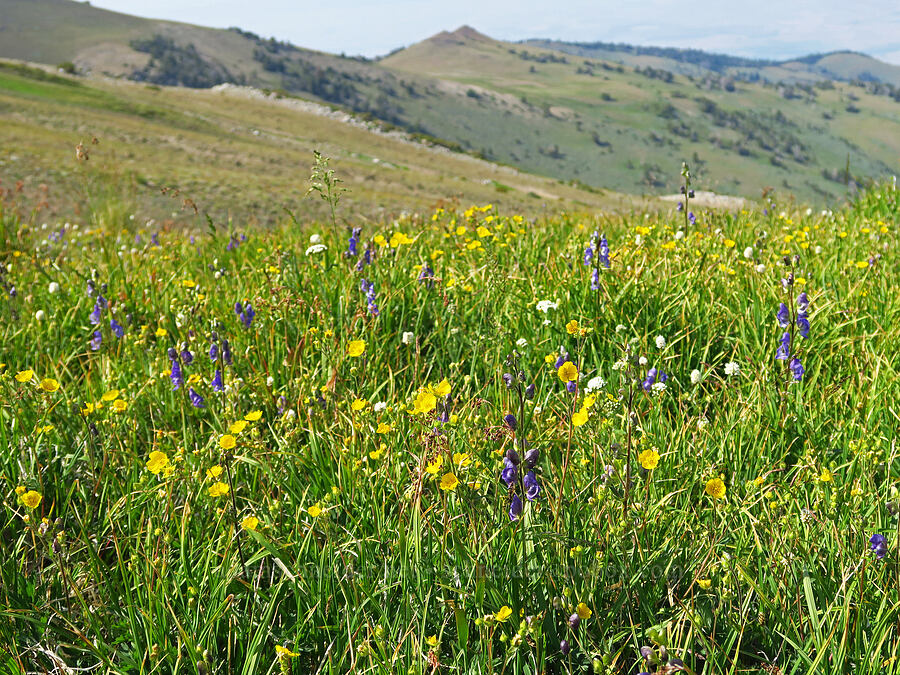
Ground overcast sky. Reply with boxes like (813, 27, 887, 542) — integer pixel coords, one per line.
(87, 0, 900, 65)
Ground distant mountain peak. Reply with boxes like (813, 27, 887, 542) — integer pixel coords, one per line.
(428, 25, 494, 45)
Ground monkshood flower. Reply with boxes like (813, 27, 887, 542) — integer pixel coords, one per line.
(211, 369, 224, 392)
(555, 351, 571, 369)
(776, 332, 791, 360)
(776, 303, 790, 328)
(789, 357, 804, 381)
(209, 343, 218, 362)
(688, 212, 697, 226)
(870, 534, 888, 560)
(170, 359, 183, 390)
(509, 494, 523, 520)
(796, 292, 810, 339)
(89, 300, 103, 325)
(355, 246, 374, 271)
(222, 339, 232, 366)
(346, 227, 361, 257)
(360, 279, 380, 316)
(591, 268, 600, 290)
(418, 264, 435, 289)
(188, 387, 205, 408)
(642, 367, 667, 392)
(599, 235, 610, 268)
(524, 448, 539, 469)
(523, 471, 540, 501)
(180, 346, 194, 365)
(234, 301, 255, 328)
(168, 347, 178, 361)
(501, 458, 517, 486)
(90, 331, 102, 351)
(110, 319, 124, 338)
(525, 383, 536, 400)
(504, 413, 517, 431)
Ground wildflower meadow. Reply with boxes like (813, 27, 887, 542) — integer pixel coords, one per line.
(1, 159, 899, 675)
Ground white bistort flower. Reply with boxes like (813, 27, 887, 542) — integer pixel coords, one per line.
(374, 401, 387, 413)
(48, 282, 60, 294)
(586, 376, 605, 392)
(690, 369, 702, 385)
(743, 247, 753, 259)
(516, 338, 528, 348)
(401, 331, 415, 345)
(655, 335, 666, 349)
(305, 244, 327, 255)
(724, 361, 740, 377)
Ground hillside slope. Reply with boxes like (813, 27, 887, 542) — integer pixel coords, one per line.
(2, 0, 899, 204)
(0, 61, 632, 225)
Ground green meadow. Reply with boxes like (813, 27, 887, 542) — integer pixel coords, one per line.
(1, 145, 899, 674)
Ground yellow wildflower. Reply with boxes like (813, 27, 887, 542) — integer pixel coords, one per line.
(638, 449, 660, 470)
(439, 473, 460, 491)
(208, 482, 230, 497)
(705, 477, 726, 499)
(347, 340, 366, 357)
(20, 490, 42, 509)
(15, 370, 34, 383)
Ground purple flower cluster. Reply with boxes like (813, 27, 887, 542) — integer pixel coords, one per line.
(583, 232, 611, 290)
(346, 227, 361, 258)
(360, 279, 380, 316)
(870, 534, 888, 560)
(234, 302, 255, 329)
(418, 264, 435, 290)
(225, 233, 247, 251)
(642, 366, 667, 391)
(774, 292, 809, 381)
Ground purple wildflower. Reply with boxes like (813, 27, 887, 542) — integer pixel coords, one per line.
(188, 387, 205, 408)
(209, 343, 218, 361)
(776, 303, 790, 328)
(776, 332, 791, 360)
(90, 331, 102, 351)
(523, 471, 540, 501)
(501, 459, 517, 487)
(222, 339, 232, 366)
(170, 359, 183, 390)
(89, 300, 102, 325)
(110, 319, 124, 338)
(870, 534, 888, 559)
(509, 494, 523, 520)
(504, 413, 517, 431)
(789, 356, 804, 381)
(599, 235, 610, 268)
(211, 369, 224, 392)
(180, 348, 193, 365)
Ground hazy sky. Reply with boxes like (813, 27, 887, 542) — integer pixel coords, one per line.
(87, 0, 900, 65)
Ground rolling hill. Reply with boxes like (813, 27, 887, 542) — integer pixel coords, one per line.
(2, 0, 900, 205)
(0, 60, 631, 225)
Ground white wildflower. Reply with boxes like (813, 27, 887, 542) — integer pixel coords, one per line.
(655, 335, 666, 349)
(743, 247, 753, 259)
(35, 310, 46, 321)
(401, 331, 415, 345)
(309, 233, 322, 244)
(639, 356, 648, 366)
(586, 376, 605, 391)
(724, 361, 740, 377)
(690, 369, 702, 385)
(305, 244, 327, 255)
(266, 376, 275, 387)
(48, 282, 60, 294)
(516, 338, 528, 348)
(675, 230, 685, 240)
(755, 264, 766, 274)
(374, 401, 387, 413)
(536, 299, 558, 313)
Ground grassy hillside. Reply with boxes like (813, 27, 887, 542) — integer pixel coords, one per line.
(382, 28, 900, 202)
(524, 39, 900, 87)
(2, 0, 899, 204)
(0, 61, 632, 225)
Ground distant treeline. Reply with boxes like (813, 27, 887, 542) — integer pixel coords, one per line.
(130, 35, 239, 88)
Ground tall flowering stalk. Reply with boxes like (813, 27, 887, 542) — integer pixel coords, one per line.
(501, 352, 540, 522)
(775, 256, 809, 385)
